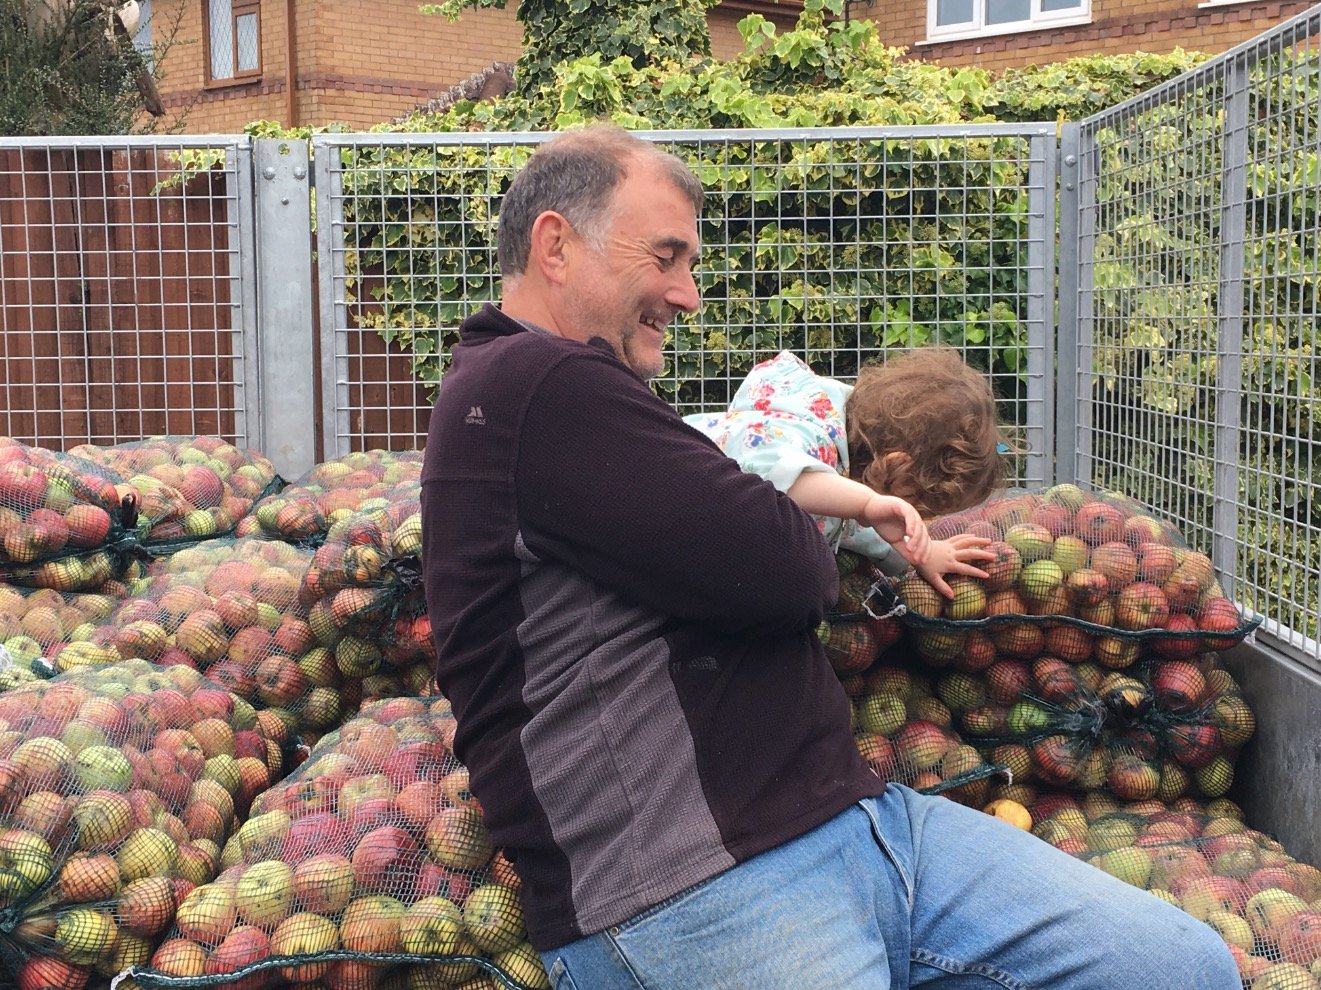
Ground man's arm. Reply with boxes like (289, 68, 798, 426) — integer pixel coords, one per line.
(516, 353, 839, 637)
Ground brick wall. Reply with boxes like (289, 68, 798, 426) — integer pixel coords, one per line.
(151, 0, 801, 133)
(862, 0, 1313, 71)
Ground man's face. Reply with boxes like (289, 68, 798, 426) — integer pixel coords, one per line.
(563, 160, 701, 380)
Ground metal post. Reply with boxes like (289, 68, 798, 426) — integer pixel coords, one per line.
(253, 137, 317, 479)
(312, 137, 348, 460)
(1027, 129, 1056, 488)
(1055, 123, 1081, 486)
(1212, 61, 1251, 601)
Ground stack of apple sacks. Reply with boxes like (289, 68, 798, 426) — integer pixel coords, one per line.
(0, 439, 141, 595)
(125, 695, 552, 990)
(65, 436, 280, 553)
(68, 535, 355, 754)
(882, 484, 1262, 803)
(1019, 791, 1321, 988)
(0, 659, 285, 990)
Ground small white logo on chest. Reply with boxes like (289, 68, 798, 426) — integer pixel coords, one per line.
(465, 406, 486, 425)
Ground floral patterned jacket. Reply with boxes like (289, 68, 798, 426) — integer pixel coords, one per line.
(684, 351, 908, 575)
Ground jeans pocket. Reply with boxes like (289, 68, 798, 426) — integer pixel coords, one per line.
(547, 956, 580, 990)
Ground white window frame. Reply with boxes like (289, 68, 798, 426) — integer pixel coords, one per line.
(925, 0, 1091, 44)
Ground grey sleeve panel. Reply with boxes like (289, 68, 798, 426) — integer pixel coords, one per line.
(515, 560, 736, 934)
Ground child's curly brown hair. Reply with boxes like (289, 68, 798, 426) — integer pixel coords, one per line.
(845, 346, 1009, 518)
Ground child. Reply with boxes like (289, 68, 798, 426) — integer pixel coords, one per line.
(684, 346, 1007, 597)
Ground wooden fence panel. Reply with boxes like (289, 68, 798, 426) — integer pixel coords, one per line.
(0, 147, 240, 450)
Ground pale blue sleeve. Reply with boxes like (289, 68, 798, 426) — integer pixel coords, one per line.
(684, 410, 836, 494)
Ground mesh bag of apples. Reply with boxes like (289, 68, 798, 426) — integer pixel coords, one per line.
(124, 696, 551, 990)
(936, 654, 1256, 802)
(0, 584, 134, 692)
(37, 535, 358, 754)
(897, 484, 1261, 672)
(236, 450, 424, 547)
(847, 654, 1008, 806)
(66, 436, 281, 553)
(1021, 789, 1321, 990)
(0, 439, 141, 594)
(815, 554, 1006, 802)
(0, 659, 284, 990)
(285, 474, 434, 708)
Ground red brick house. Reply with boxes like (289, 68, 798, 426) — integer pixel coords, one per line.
(137, 0, 1315, 133)
(140, 0, 806, 132)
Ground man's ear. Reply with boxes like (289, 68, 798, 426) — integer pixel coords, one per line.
(528, 211, 575, 286)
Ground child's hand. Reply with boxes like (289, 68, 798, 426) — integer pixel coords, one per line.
(915, 535, 996, 599)
(859, 493, 930, 566)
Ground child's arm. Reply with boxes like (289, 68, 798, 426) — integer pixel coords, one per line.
(914, 534, 996, 598)
(787, 469, 929, 566)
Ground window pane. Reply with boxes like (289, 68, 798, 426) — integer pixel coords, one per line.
(936, 0, 975, 26)
(987, 0, 1029, 23)
(209, 0, 233, 79)
(235, 12, 259, 71)
(1040, 0, 1082, 10)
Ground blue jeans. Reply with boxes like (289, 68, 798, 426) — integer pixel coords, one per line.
(539, 785, 1238, 989)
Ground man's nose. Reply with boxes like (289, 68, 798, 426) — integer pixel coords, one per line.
(668, 266, 701, 314)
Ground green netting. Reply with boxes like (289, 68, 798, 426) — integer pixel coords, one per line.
(65, 437, 281, 549)
(899, 485, 1262, 671)
(1020, 791, 1321, 987)
(937, 655, 1255, 801)
(0, 659, 284, 985)
(125, 697, 550, 990)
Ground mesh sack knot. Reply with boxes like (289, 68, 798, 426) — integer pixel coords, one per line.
(246, 452, 436, 705)
(945, 654, 1255, 802)
(65, 436, 281, 554)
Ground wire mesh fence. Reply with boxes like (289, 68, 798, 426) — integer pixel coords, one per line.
(1067, 4, 1321, 665)
(0, 39, 1317, 665)
(0, 137, 257, 449)
(312, 125, 1056, 488)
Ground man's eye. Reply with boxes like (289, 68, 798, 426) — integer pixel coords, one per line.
(655, 254, 675, 269)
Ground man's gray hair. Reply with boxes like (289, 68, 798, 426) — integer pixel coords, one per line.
(496, 124, 704, 277)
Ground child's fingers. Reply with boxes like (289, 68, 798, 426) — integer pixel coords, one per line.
(950, 562, 991, 579)
(919, 566, 955, 599)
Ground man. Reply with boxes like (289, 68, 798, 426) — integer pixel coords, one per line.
(421, 124, 1238, 989)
